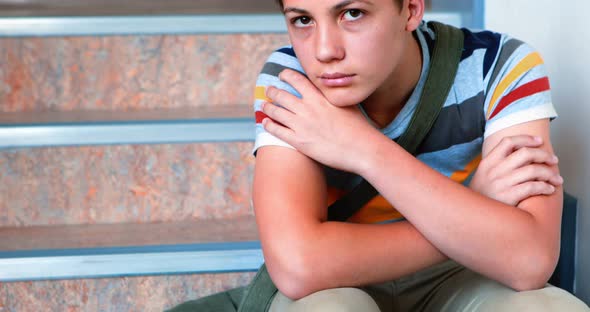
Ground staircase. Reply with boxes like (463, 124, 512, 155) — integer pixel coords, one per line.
(0, 3, 467, 311)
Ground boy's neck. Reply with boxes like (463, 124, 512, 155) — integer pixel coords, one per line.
(362, 32, 423, 129)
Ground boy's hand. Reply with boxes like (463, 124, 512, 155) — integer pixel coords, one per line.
(469, 135, 563, 206)
(261, 69, 378, 173)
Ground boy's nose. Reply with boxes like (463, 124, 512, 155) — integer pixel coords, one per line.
(315, 25, 345, 63)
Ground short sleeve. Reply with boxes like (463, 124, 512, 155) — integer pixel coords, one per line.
(252, 46, 305, 155)
(483, 37, 558, 138)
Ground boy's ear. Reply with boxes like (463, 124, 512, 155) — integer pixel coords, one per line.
(404, 0, 425, 32)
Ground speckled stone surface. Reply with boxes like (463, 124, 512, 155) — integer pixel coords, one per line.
(0, 34, 284, 309)
(0, 34, 290, 226)
(0, 143, 255, 227)
(0, 34, 289, 112)
(0, 272, 256, 312)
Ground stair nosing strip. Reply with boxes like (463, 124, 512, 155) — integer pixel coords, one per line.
(0, 14, 288, 37)
(0, 241, 262, 258)
(0, 242, 263, 281)
(0, 119, 255, 148)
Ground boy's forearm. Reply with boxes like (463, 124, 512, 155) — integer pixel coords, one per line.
(254, 147, 448, 299)
(281, 220, 448, 299)
(356, 133, 561, 290)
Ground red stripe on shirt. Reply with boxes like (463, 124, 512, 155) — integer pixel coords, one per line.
(489, 77, 550, 120)
(255, 111, 286, 128)
(255, 111, 269, 124)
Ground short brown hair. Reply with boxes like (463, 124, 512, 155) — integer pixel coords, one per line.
(274, 0, 404, 11)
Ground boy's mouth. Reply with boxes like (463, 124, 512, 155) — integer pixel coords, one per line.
(319, 73, 356, 87)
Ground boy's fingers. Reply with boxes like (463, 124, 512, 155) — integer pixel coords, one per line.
(549, 174, 565, 186)
(506, 164, 563, 187)
(516, 181, 555, 202)
(482, 135, 542, 177)
(511, 181, 557, 205)
(486, 135, 543, 165)
(266, 87, 299, 113)
(495, 147, 558, 175)
(510, 147, 559, 167)
(262, 102, 293, 127)
(262, 117, 295, 143)
(278, 69, 322, 101)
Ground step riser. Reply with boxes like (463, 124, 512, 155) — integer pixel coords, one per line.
(0, 272, 256, 311)
(0, 143, 254, 227)
(1, 34, 288, 112)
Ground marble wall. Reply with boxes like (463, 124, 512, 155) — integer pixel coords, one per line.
(0, 33, 289, 227)
(0, 143, 255, 227)
(0, 34, 288, 112)
(0, 272, 256, 311)
(0, 33, 289, 309)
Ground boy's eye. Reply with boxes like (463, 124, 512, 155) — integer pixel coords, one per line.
(342, 9, 363, 21)
(292, 16, 313, 27)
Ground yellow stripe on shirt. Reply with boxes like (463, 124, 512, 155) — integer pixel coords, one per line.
(348, 195, 404, 224)
(486, 52, 544, 119)
(255, 86, 271, 102)
(450, 154, 482, 183)
(327, 187, 403, 224)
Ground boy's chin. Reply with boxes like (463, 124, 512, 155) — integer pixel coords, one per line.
(323, 89, 368, 108)
(330, 101, 360, 108)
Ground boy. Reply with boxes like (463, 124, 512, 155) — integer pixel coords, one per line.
(253, 0, 590, 310)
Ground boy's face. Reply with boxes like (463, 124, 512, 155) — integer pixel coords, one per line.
(282, 0, 420, 107)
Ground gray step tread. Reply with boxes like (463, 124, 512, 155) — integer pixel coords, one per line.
(0, 216, 263, 281)
(0, 0, 277, 16)
(0, 216, 258, 251)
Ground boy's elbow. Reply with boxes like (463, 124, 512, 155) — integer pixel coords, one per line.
(273, 273, 317, 300)
(508, 271, 550, 292)
(266, 248, 323, 300)
(507, 248, 558, 292)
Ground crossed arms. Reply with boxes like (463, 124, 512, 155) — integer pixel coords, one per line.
(253, 70, 563, 300)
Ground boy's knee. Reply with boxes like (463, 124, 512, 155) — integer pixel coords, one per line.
(478, 286, 589, 312)
(269, 287, 381, 312)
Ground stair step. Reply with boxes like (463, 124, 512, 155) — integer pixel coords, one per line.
(0, 0, 285, 37)
(0, 14, 287, 37)
(1, 272, 256, 311)
(0, 216, 262, 282)
(0, 106, 254, 149)
(0, 142, 255, 227)
(0, 12, 462, 37)
(0, 0, 278, 17)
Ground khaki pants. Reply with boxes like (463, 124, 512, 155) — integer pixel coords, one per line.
(269, 261, 589, 312)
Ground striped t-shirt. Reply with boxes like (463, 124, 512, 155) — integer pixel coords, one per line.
(253, 21, 558, 224)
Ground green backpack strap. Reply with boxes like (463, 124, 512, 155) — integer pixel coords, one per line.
(327, 21, 464, 222)
(397, 21, 464, 152)
(238, 264, 277, 312)
(239, 22, 465, 312)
